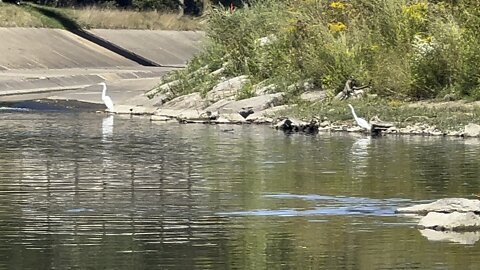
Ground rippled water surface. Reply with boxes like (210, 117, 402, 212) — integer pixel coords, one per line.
(1, 111, 480, 269)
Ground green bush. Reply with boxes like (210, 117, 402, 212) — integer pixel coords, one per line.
(157, 0, 480, 101)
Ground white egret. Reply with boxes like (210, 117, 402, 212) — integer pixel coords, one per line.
(100, 82, 114, 112)
(347, 104, 371, 131)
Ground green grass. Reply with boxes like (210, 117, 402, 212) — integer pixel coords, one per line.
(282, 98, 480, 132)
(156, 0, 480, 102)
(0, 3, 62, 28)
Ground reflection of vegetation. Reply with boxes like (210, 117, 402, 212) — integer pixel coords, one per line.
(2, 115, 480, 268)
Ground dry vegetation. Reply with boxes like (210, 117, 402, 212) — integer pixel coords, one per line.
(64, 7, 203, 30)
(0, 3, 203, 30)
(0, 3, 55, 27)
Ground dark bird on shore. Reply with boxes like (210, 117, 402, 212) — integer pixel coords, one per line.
(239, 107, 254, 119)
(348, 104, 371, 131)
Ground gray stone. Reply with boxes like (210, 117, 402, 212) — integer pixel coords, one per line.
(204, 93, 285, 114)
(161, 92, 206, 110)
(219, 113, 248, 124)
(210, 67, 225, 76)
(464, 123, 480, 137)
(146, 79, 180, 98)
(300, 91, 326, 102)
(176, 110, 218, 123)
(150, 115, 173, 121)
(254, 83, 277, 96)
(113, 105, 156, 115)
(319, 120, 331, 128)
(418, 212, 480, 231)
(205, 75, 250, 102)
(385, 127, 398, 134)
(396, 198, 480, 214)
(154, 108, 183, 118)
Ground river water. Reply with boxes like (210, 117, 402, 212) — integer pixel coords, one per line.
(1, 111, 480, 269)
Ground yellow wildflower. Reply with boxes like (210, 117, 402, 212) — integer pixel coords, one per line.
(402, 2, 428, 23)
(330, 1, 345, 9)
(328, 22, 346, 33)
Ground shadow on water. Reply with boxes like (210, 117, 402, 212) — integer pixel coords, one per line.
(0, 99, 104, 112)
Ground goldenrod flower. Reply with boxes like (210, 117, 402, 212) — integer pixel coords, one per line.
(402, 2, 428, 23)
(330, 1, 345, 9)
(328, 21, 346, 33)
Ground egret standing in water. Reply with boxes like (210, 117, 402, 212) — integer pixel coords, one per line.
(348, 104, 371, 131)
(100, 82, 114, 112)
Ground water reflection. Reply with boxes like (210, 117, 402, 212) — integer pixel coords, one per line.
(1, 112, 480, 269)
(101, 115, 114, 142)
(350, 136, 372, 178)
(420, 229, 480, 245)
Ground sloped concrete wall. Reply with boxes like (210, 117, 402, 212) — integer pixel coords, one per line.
(0, 28, 139, 70)
(88, 29, 205, 67)
(0, 28, 204, 70)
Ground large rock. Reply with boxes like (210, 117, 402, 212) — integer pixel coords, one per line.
(254, 83, 277, 96)
(205, 76, 250, 102)
(204, 93, 285, 114)
(146, 79, 181, 99)
(418, 212, 480, 231)
(464, 123, 480, 137)
(300, 91, 326, 102)
(161, 92, 206, 110)
(396, 198, 480, 214)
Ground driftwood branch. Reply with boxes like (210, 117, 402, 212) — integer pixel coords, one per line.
(334, 79, 371, 100)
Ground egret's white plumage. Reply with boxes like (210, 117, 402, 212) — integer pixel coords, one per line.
(100, 82, 114, 112)
(348, 104, 371, 131)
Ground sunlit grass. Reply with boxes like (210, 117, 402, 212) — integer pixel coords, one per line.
(63, 6, 203, 30)
(0, 3, 60, 28)
(0, 3, 203, 30)
(286, 98, 480, 132)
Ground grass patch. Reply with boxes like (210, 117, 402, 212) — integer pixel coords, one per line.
(0, 3, 62, 28)
(0, 3, 203, 30)
(63, 6, 203, 30)
(285, 99, 480, 132)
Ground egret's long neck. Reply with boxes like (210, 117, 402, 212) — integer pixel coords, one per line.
(101, 85, 106, 98)
(349, 106, 358, 120)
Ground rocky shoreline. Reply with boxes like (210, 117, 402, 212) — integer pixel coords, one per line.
(139, 75, 480, 138)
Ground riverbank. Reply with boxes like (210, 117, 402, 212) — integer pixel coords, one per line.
(146, 77, 480, 138)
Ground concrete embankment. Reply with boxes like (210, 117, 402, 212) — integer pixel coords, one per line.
(0, 27, 204, 111)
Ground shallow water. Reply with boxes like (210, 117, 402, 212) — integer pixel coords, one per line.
(1, 111, 480, 269)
